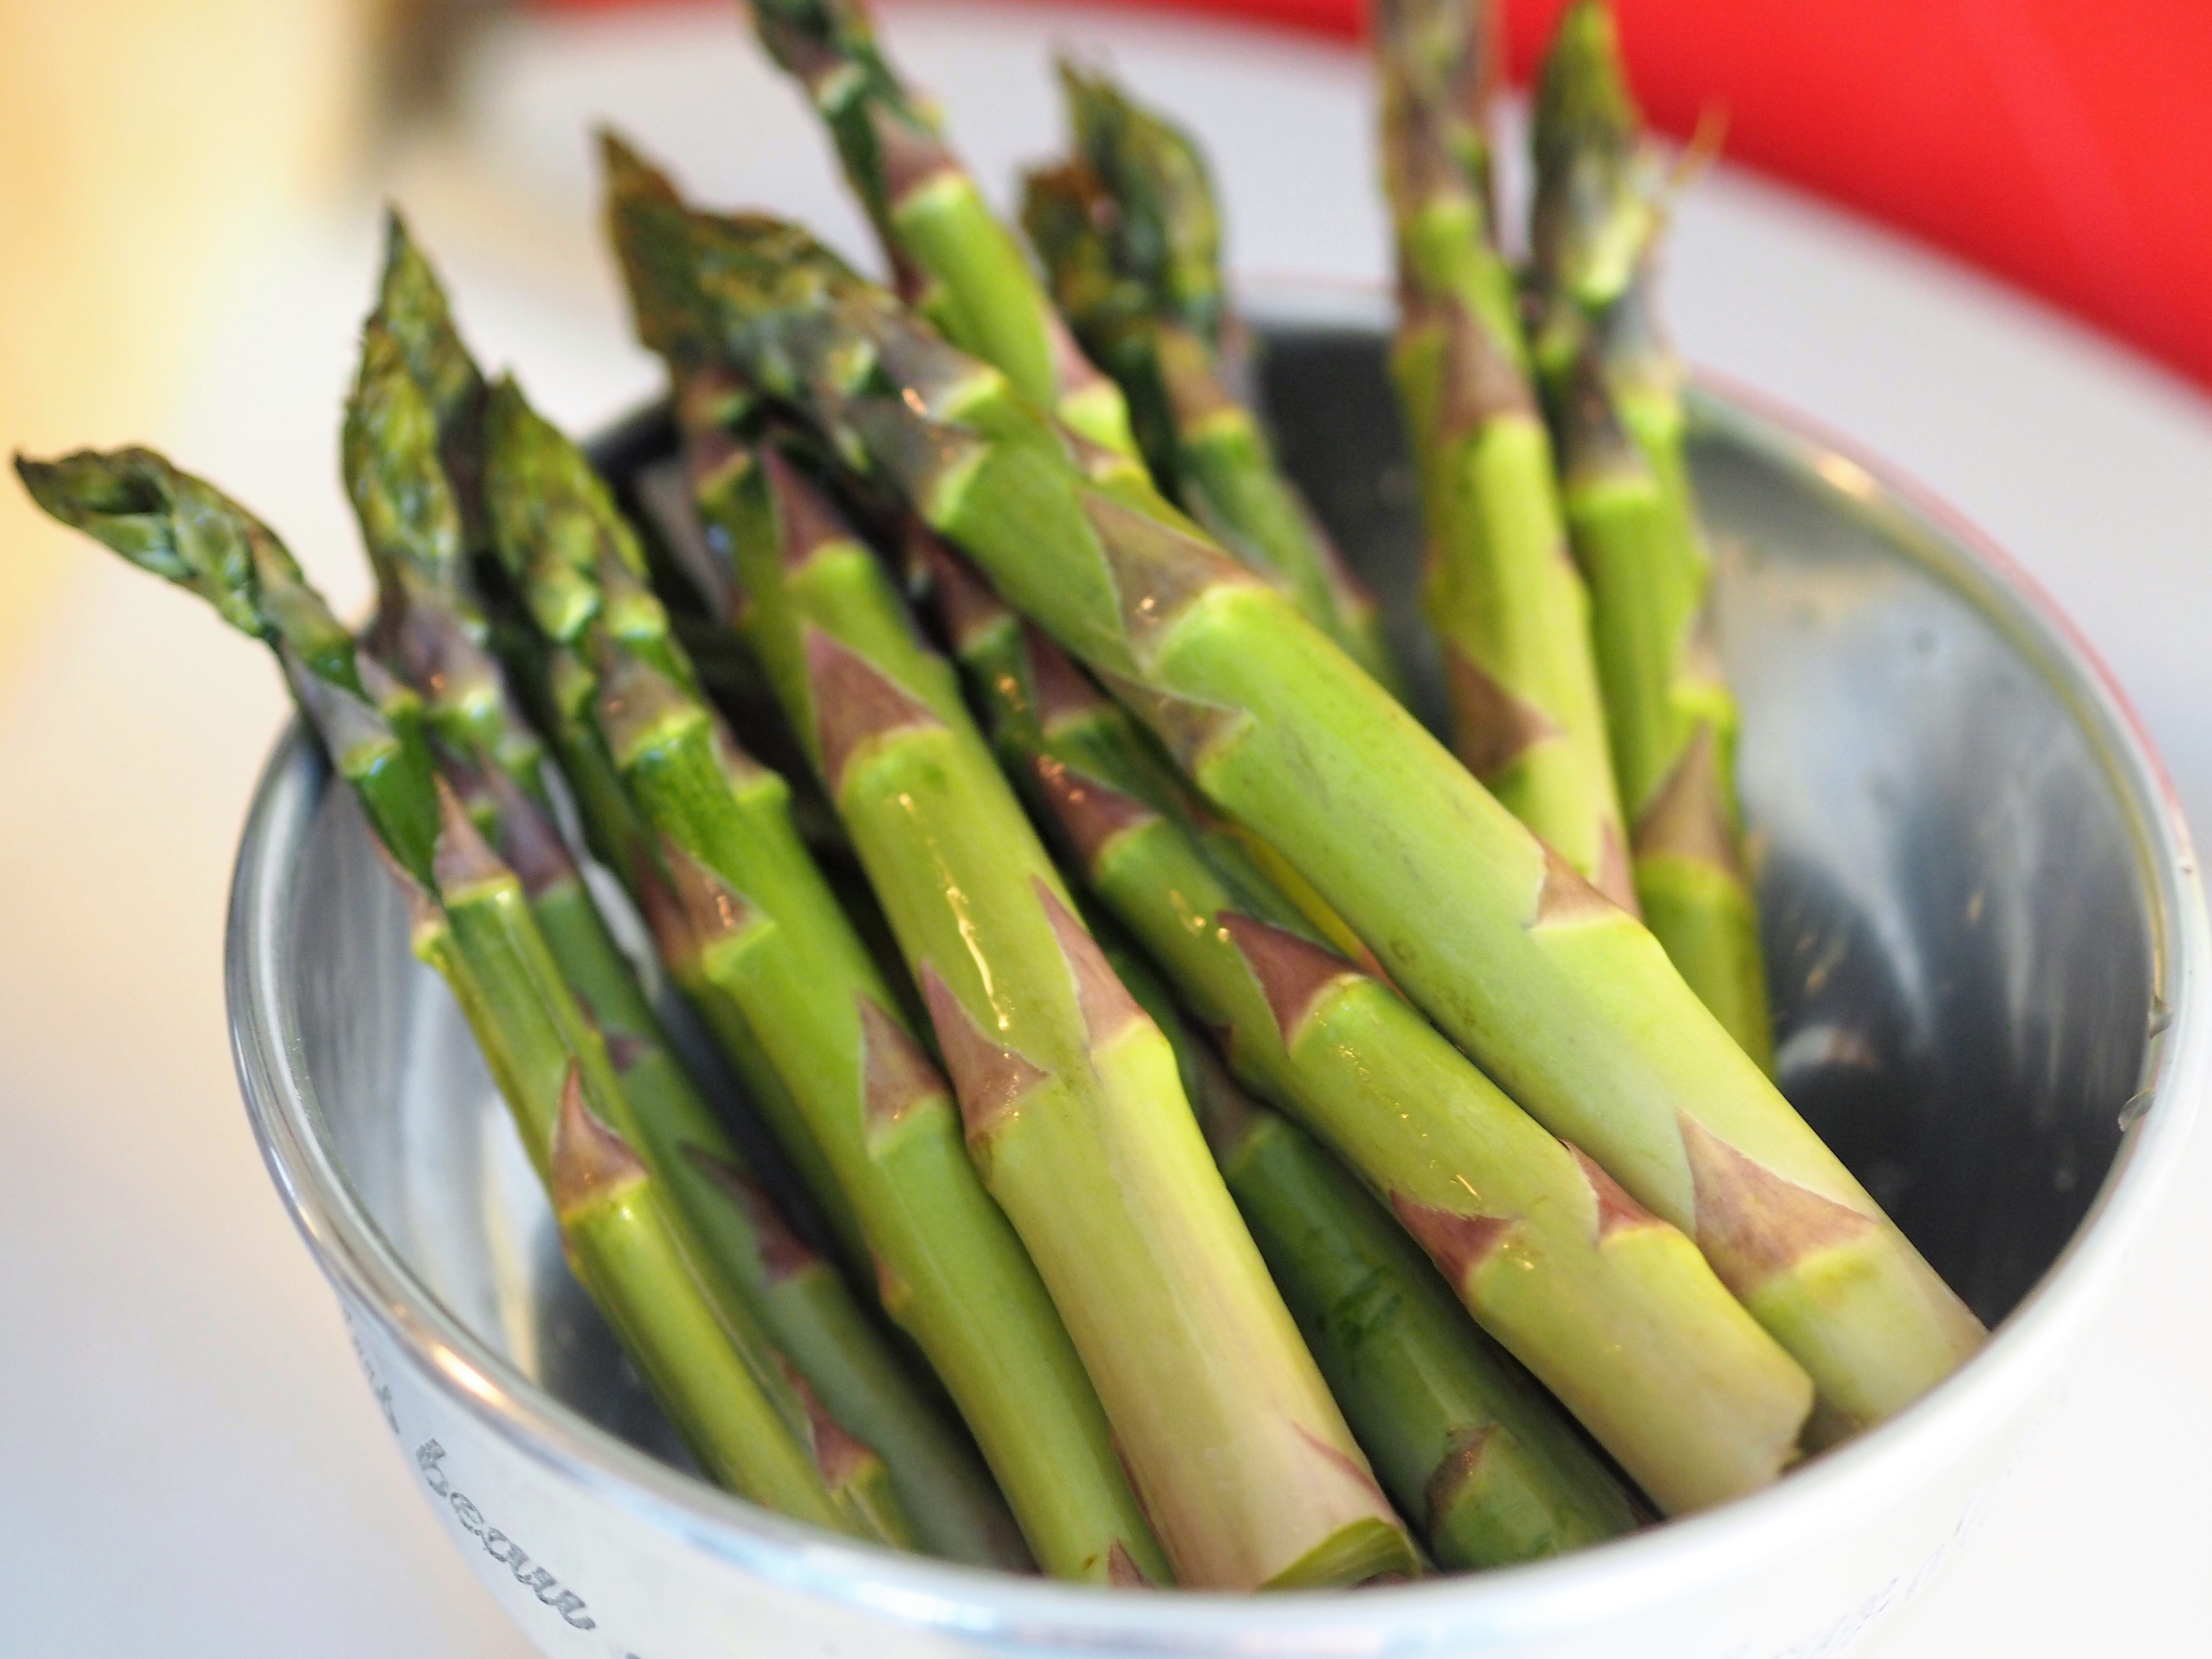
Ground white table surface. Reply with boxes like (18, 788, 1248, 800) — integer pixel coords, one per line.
(2, 3, 2208, 1652)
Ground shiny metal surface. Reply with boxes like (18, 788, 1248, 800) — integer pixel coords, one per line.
(228, 311, 2205, 1659)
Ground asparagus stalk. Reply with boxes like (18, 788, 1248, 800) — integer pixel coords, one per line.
(347, 282, 1031, 1566)
(689, 415, 1418, 1588)
(1526, 0, 1660, 395)
(931, 548, 1809, 1513)
(1552, 328, 1773, 1068)
(629, 195, 1988, 1435)
(1529, 5, 1773, 1064)
(1020, 71, 1405, 696)
(480, 379, 1168, 1587)
(1105, 936, 1640, 1564)
(743, 0, 1135, 457)
(16, 447, 894, 1539)
(1374, 0, 1635, 909)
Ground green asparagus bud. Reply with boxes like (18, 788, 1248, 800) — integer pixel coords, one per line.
(16, 447, 441, 887)
(740, 3, 1136, 456)
(1529, 0, 1660, 370)
(1055, 61, 1224, 349)
(1021, 75, 1405, 696)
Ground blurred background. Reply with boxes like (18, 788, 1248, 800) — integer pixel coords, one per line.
(2, 1, 2209, 1654)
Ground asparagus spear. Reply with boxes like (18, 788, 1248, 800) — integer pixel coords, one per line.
(1528, 5, 1773, 1064)
(1104, 934, 1639, 1564)
(684, 408, 1418, 1587)
(627, 194, 1988, 1435)
(743, 0, 1135, 457)
(478, 378, 1170, 1587)
(1021, 69, 1406, 697)
(1552, 327, 1773, 1068)
(930, 547, 1809, 1513)
(1374, 0, 1635, 909)
(346, 285, 1033, 1566)
(16, 447, 895, 1539)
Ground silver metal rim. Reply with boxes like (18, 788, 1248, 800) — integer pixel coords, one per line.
(226, 357, 2208, 1650)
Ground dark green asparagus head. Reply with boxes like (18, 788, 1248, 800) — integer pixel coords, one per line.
(1019, 161, 1124, 344)
(602, 131, 725, 372)
(1373, 0, 1502, 227)
(346, 318, 548, 786)
(603, 136, 923, 431)
(482, 373, 690, 690)
(19, 447, 350, 676)
(15, 446, 444, 886)
(605, 132, 871, 493)
(1055, 62, 1224, 348)
(375, 213, 487, 460)
(369, 213, 497, 565)
(346, 318, 468, 603)
(1018, 159, 1189, 499)
(601, 137, 1118, 589)
(1530, 0, 1660, 317)
(745, 0, 953, 261)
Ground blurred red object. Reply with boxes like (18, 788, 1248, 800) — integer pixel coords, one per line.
(541, 0, 2212, 394)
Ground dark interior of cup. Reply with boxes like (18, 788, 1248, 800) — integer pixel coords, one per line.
(289, 323, 2155, 1509)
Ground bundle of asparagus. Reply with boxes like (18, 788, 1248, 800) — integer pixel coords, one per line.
(16, 0, 1992, 1599)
